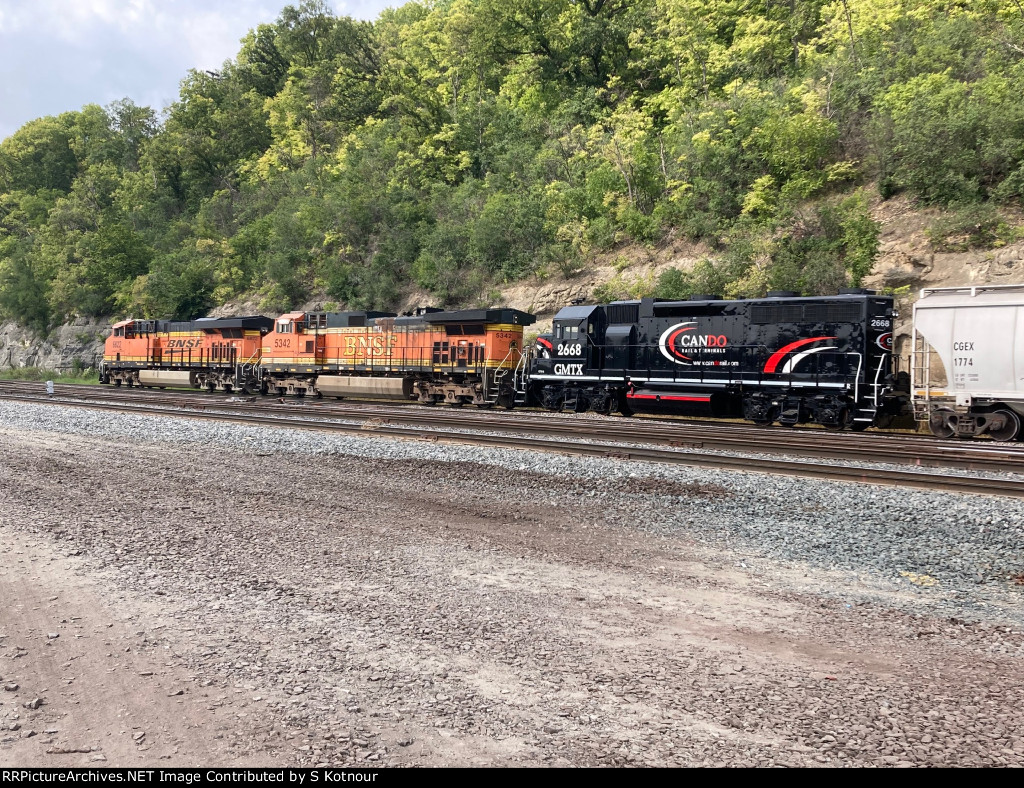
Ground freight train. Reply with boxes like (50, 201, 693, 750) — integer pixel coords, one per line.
(100, 288, 918, 433)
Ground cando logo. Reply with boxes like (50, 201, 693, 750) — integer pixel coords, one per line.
(659, 322, 729, 365)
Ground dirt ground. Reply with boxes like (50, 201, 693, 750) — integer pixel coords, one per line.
(1, 425, 1023, 767)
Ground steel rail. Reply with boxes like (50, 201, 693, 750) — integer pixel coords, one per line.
(2, 380, 1021, 474)
(2, 390, 1022, 499)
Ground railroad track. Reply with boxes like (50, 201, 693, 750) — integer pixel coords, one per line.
(1, 380, 1023, 498)
(4, 379, 1022, 472)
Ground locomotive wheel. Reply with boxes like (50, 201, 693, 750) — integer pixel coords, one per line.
(873, 413, 895, 429)
(752, 407, 778, 427)
(822, 408, 848, 432)
(988, 410, 1021, 442)
(928, 408, 956, 439)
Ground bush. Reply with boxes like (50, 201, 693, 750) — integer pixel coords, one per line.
(926, 204, 1019, 252)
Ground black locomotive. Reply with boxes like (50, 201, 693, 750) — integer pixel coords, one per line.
(528, 289, 907, 430)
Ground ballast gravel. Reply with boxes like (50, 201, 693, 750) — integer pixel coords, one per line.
(2, 401, 1021, 621)
(0, 399, 1023, 767)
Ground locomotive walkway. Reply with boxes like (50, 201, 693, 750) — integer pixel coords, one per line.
(1, 380, 1022, 499)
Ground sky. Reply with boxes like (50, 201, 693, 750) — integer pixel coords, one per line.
(0, 0, 397, 142)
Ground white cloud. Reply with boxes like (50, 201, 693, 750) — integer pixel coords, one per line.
(0, 0, 396, 141)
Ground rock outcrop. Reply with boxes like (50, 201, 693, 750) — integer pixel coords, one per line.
(0, 318, 108, 373)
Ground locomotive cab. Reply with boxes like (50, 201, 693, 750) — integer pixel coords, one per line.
(100, 319, 158, 385)
(545, 307, 606, 372)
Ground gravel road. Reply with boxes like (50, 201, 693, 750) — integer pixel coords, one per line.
(1, 401, 1023, 767)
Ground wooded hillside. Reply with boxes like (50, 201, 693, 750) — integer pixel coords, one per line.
(2, 0, 1023, 331)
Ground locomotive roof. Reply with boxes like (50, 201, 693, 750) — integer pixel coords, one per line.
(613, 292, 879, 307)
(162, 315, 274, 332)
(551, 305, 601, 321)
(317, 310, 397, 327)
(421, 308, 536, 326)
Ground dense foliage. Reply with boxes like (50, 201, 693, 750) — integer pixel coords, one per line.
(2, 0, 1023, 329)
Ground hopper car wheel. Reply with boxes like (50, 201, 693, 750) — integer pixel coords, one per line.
(928, 408, 956, 439)
(113, 379, 122, 387)
(850, 421, 870, 432)
(988, 410, 1021, 442)
(475, 403, 495, 409)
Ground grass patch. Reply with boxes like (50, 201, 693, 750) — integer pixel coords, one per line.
(926, 204, 1023, 252)
(0, 367, 100, 384)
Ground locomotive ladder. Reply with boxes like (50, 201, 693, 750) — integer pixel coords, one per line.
(489, 346, 531, 405)
(238, 349, 263, 386)
(511, 347, 531, 405)
(852, 355, 887, 426)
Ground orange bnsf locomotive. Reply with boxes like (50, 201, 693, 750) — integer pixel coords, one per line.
(259, 307, 534, 406)
(99, 316, 273, 392)
(101, 307, 536, 408)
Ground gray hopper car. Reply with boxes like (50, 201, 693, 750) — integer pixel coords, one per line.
(912, 284, 1024, 440)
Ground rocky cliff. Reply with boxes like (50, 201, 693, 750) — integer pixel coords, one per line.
(0, 318, 108, 374)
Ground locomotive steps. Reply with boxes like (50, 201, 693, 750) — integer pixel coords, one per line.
(1, 380, 1021, 500)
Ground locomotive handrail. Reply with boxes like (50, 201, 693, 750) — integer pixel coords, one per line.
(871, 353, 886, 409)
